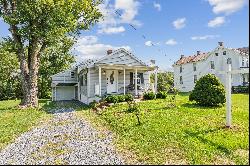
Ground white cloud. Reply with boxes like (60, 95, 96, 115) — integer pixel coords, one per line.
(208, 0, 248, 15)
(115, 0, 139, 23)
(153, 2, 161, 11)
(97, 0, 141, 34)
(145, 41, 153, 46)
(165, 39, 178, 45)
(173, 18, 186, 29)
(191, 35, 220, 40)
(76, 36, 98, 45)
(208, 16, 225, 27)
(73, 36, 131, 62)
(98, 26, 125, 34)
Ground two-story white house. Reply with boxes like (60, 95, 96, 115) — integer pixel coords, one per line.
(173, 42, 249, 92)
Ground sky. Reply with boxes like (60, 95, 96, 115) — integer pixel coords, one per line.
(0, 0, 249, 71)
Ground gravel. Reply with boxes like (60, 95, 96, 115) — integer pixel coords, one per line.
(0, 107, 125, 165)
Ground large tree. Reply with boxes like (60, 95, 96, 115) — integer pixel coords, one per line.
(0, 0, 102, 107)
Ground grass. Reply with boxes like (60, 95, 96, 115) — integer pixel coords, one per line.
(0, 99, 88, 151)
(79, 93, 249, 165)
(0, 99, 52, 150)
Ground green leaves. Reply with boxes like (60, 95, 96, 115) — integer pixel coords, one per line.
(189, 74, 226, 107)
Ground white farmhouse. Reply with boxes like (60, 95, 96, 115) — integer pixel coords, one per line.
(173, 42, 249, 92)
(51, 48, 157, 104)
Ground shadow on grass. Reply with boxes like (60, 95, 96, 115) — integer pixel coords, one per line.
(184, 127, 231, 155)
(41, 100, 90, 114)
(181, 103, 223, 109)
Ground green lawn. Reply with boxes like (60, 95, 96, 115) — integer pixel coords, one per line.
(0, 99, 52, 150)
(79, 93, 249, 165)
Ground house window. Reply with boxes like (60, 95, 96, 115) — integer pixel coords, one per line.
(130, 72, 144, 84)
(70, 72, 75, 78)
(193, 63, 196, 71)
(223, 51, 226, 55)
(180, 66, 182, 73)
(215, 53, 219, 56)
(242, 58, 245, 66)
(180, 76, 183, 84)
(246, 59, 249, 67)
(194, 75, 197, 83)
(210, 61, 215, 69)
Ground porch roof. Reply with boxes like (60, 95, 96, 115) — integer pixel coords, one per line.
(94, 63, 156, 71)
(55, 83, 78, 86)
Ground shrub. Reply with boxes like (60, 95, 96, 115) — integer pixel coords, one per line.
(189, 74, 226, 106)
(89, 100, 98, 109)
(124, 94, 134, 102)
(105, 95, 119, 103)
(156, 91, 168, 99)
(143, 91, 155, 100)
(117, 95, 126, 102)
(126, 101, 141, 125)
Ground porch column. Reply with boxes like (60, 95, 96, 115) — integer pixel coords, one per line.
(99, 66, 102, 96)
(123, 68, 126, 95)
(154, 68, 158, 93)
(135, 68, 138, 96)
(55, 87, 57, 101)
(52, 87, 54, 101)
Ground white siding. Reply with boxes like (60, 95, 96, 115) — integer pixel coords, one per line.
(174, 47, 249, 92)
(52, 69, 77, 84)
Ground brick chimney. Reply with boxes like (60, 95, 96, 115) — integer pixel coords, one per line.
(197, 51, 201, 55)
(218, 42, 224, 47)
(107, 49, 112, 55)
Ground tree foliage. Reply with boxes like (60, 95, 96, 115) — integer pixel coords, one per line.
(151, 72, 174, 92)
(0, 0, 102, 107)
(0, 39, 21, 100)
(189, 74, 226, 106)
(0, 38, 75, 100)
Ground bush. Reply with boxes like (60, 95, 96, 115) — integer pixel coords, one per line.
(143, 92, 155, 100)
(156, 91, 168, 99)
(126, 101, 141, 125)
(117, 95, 126, 102)
(124, 94, 134, 101)
(105, 95, 119, 103)
(89, 100, 98, 109)
(189, 74, 226, 106)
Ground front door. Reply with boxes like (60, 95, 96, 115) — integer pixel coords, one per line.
(106, 70, 118, 94)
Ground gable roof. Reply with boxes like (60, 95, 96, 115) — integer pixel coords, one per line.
(174, 47, 249, 66)
(78, 48, 150, 70)
(175, 53, 209, 65)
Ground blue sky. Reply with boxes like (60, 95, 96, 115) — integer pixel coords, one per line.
(0, 0, 249, 71)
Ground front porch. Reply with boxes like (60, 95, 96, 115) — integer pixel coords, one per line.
(94, 64, 157, 98)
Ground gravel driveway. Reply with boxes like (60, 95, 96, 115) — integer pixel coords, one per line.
(0, 107, 125, 165)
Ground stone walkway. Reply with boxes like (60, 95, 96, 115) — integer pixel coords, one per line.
(0, 108, 124, 165)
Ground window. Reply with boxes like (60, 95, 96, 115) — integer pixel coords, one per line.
(70, 72, 75, 78)
(130, 72, 144, 84)
(80, 73, 87, 86)
(137, 73, 144, 84)
(210, 61, 215, 69)
(180, 66, 182, 73)
(215, 53, 219, 56)
(193, 63, 196, 71)
(180, 76, 183, 84)
(247, 58, 249, 67)
(194, 75, 197, 83)
(242, 58, 245, 66)
(223, 51, 226, 55)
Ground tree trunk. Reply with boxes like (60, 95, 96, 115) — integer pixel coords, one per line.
(19, 41, 41, 108)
